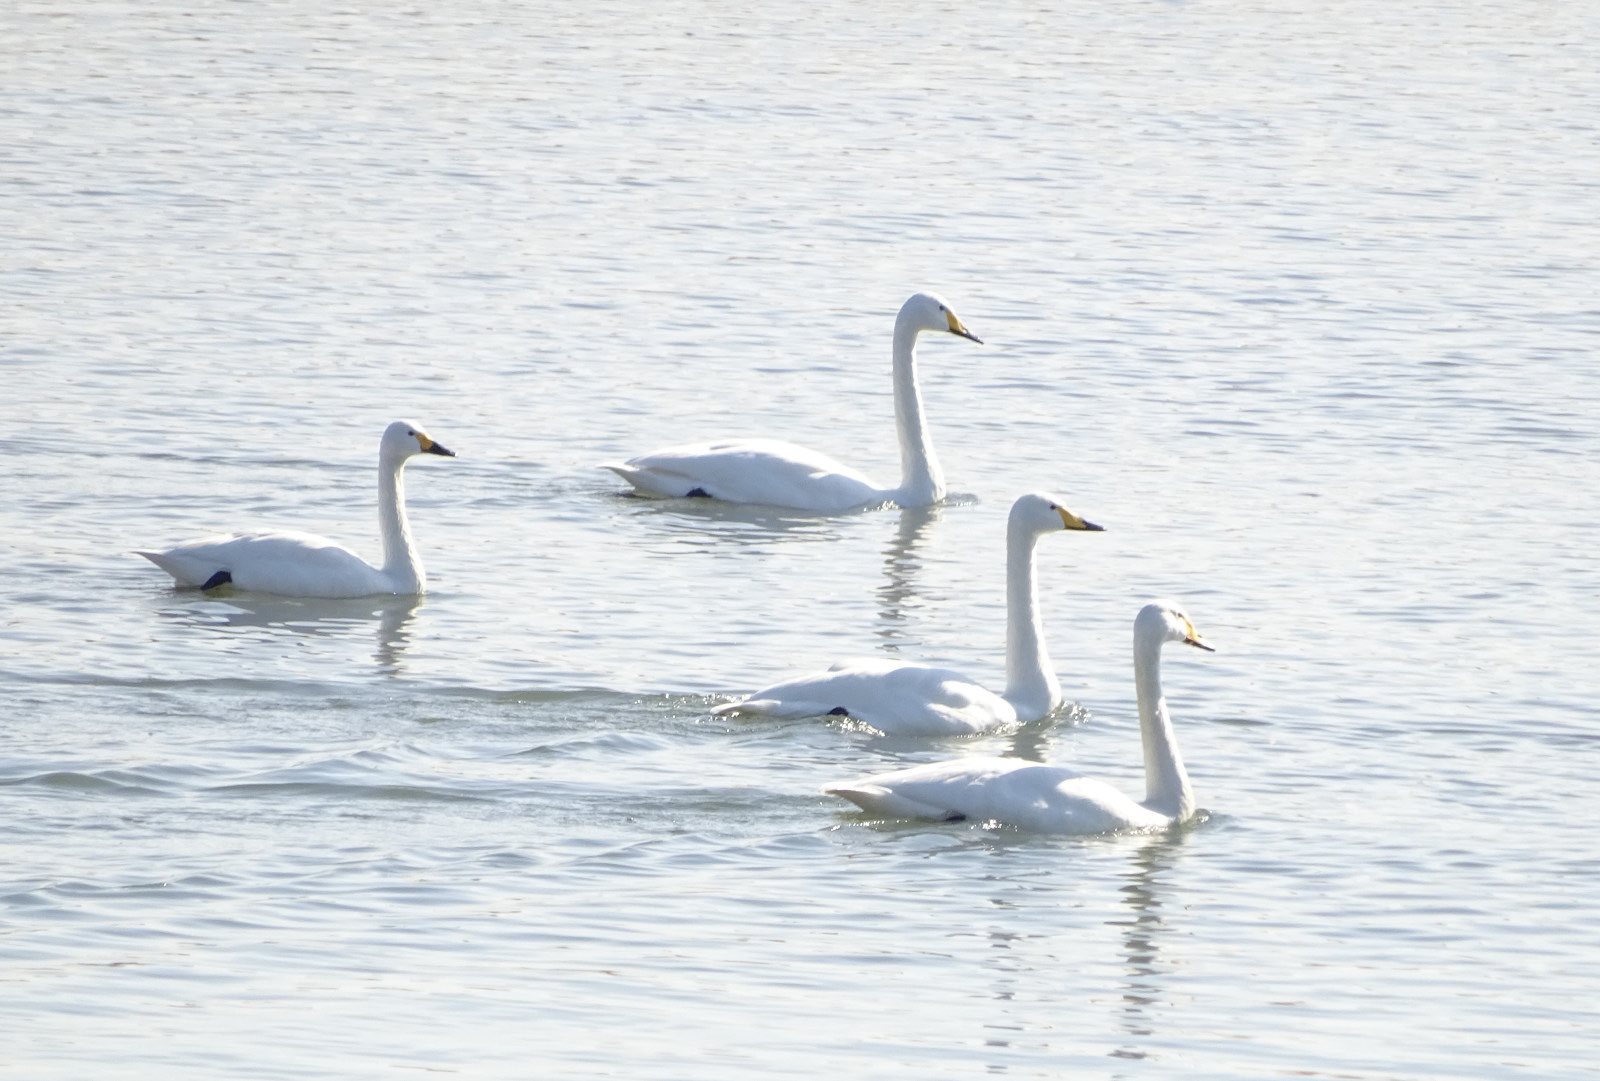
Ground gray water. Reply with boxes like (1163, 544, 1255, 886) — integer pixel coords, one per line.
(4, 1, 1599, 1077)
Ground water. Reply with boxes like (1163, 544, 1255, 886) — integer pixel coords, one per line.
(4, 1, 1599, 1076)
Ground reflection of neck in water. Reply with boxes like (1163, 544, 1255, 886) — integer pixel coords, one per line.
(1000, 723, 1055, 763)
(969, 831, 1189, 1072)
(373, 594, 424, 674)
(876, 504, 942, 651)
(1109, 833, 1188, 1056)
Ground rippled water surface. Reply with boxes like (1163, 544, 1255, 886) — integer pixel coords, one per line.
(4, 1, 1599, 1077)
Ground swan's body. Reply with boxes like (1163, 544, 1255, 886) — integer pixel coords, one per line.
(608, 438, 887, 513)
(606, 292, 981, 513)
(719, 658, 1021, 735)
(712, 493, 1103, 735)
(824, 602, 1215, 834)
(138, 420, 456, 599)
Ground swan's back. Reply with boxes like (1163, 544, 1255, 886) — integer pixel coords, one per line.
(608, 438, 884, 512)
(138, 531, 389, 598)
(714, 659, 1017, 734)
(825, 757, 1168, 834)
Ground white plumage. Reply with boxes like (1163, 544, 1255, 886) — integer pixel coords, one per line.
(712, 493, 1103, 735)
(824, 602, 1216, 834)
(606, 292, 981, 513)
(137, 420, 456, 599)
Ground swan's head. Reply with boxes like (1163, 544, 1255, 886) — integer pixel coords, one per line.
(1010, 491, 1104, 536)
(1137, 601, 1215, 652)
(381, 420, 456, 462)
(899, 292, 982, 344)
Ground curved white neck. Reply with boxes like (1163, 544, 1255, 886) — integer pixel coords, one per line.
(1135, 637, 1193, 823)
(1001, 523, 1061, 722)
(890, 318, 945, 506)
(378, 454, 424, 592)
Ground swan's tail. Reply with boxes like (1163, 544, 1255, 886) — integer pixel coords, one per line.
(603, 463, 676, 497)
(603, 461, 718, 500)
(135, 549, 190, 583)
(713, 697, 840, 719)
(822, 782, 956, 820)
(136, 549, 230, 589)
(710, 697, 772, 718)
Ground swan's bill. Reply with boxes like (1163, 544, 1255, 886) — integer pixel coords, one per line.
(414, 430, 456, 457)
(1054, 505, 1104, 532)
(1181, 616, 1214, 651)
(945, 309, 983, 344)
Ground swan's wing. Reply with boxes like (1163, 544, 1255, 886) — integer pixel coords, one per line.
(138, 531, 386, 597)
(825, 758, 1040, 819)
(1041, 776, 1167, 833)
(826, 759, 1163, 834)
(711, 659, 898, 720)
(606, 438, 886, 512)
(714, 660, 1014, 735)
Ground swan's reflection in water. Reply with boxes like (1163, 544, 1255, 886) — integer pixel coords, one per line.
(968, 828, 1192, 1070)
(157, 592, 425, 674)
(370, 596, 423, 673)
(613, 492, 849, 548)
(1107, 831, 1189, 1060)
(997, 719, 1076, 764)
(876, 504, 941, 652)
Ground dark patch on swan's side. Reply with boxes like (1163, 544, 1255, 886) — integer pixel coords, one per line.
(827, 706, 849, 716)
(942, 812, 967, 823)
(685, 487, 712, 498)
(200, 569, 233, 591)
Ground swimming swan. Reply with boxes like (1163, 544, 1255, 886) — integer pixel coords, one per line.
(711, 493, 1103, 735)
(137, 420, 456, 598)
(605, 292, 981, 512)
(823, 602, 1215, 833)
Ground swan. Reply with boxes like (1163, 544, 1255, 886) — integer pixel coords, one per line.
(604, 292, 981, 512)
(137, 420, 456, 599)
(823, 601, 1215, 834)
(711, 493, 1103, 735)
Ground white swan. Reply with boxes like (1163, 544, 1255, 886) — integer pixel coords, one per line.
(137, 420, 456, 599)
(823, 602, 1215, 834)
(605, 292, 981, 512)
(711, 493, 1103, 735)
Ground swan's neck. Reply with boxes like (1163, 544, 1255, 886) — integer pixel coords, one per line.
(1135, 638, 1193, 824)
(890, 319, 944, 506)
(378, 454, 424, 593)
(1002, 524, 1060, 722)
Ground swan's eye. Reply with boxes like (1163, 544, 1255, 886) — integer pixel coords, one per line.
(1048, 503, 1058, 510)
